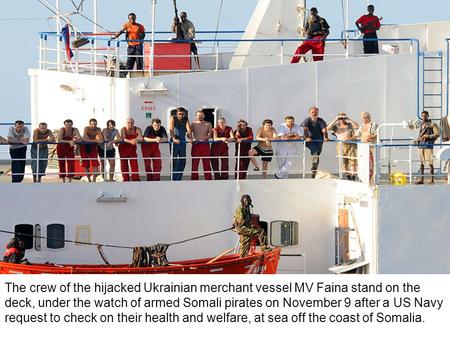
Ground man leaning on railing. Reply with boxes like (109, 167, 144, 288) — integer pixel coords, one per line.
(31, 122, 55, 183)
(7, 120, 30, 183)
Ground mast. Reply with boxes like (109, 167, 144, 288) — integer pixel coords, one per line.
(56, 0, 61, 71)
(150, 0, 156, 76)
(93, 0, 98, 73)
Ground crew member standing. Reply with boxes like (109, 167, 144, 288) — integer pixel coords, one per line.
(171, 11, 200, 69)
(415, 111, 440, 184)
(355, 5, 381, 54)
(112, 13, 145, 75)
(291, 7, 330, 63)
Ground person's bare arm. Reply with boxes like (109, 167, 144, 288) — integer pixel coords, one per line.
(186, 120, 193, 143)
(33, 129, 39, 143)
(136, 128, 143, 142)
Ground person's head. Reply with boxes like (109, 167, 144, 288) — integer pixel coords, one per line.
(128, 13, 136, 24)
(421, 110, 430, 122)
(262, 119, 273, 130)
(196, 110, 205, 121)
(180, 11, 187, 23)
(367, 5, 375, 14)
(14, 120, 25, 133)
(237, 119, 248, 131)
(38, 122, 48, 133)
(240, 194, 252, 207)
(151, 118, 162, 131)
(360, 112, 372, 123)
(217, 117, 226, 129)
(337, 112, 347, 123)
(63, 119, 73, 128)
(126, 118, 135, 128)
(106, 119, 116, 129)
(310, 7, 318, 18)
(285, 115, 295, 128)
(89, 118, 98, 129)
(309, 106, 319, 121)
(176, 107, 187, 121)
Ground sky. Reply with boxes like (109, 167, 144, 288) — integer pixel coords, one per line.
(1, 0, 450, 125)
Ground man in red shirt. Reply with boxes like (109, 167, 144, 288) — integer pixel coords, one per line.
(355, 5, 381, 54)
(113, 13, 145, 75)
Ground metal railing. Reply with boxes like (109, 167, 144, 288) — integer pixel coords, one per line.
(37, 31, 420, 74)
(1, 138, 448, 185)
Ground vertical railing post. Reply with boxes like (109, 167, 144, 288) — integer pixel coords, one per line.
(115, 41, 120, 78)
(338, 142, 343, 180)
(39, 35, 43, 70)
(104, 144, 107, 181)
(302, 141, 306, 179)
(90, 39, 95, 74)
(42, 35, 47, 70)
(280, 41, 284, 65)
(170, 142, 174, 181)
(374, 144, 380, 185)
(58, 36, 63, 71)
(215, 41, 220, 71)
(36, 144, 40, 182)
(236, 142, 241, 183)
(408, 144, 413, 185)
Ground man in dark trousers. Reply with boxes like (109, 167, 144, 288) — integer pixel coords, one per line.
(301, 107, 329, 178)
(356, 5, 382, 54)
(415, 111, 440, 184)
(291, 7, 330, 63)
(232, 195, 269, 258)
(7, 120, 30, 183)
(112, 13, 146, 75)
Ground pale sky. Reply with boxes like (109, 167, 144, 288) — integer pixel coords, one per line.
(1, 0, 449, 125)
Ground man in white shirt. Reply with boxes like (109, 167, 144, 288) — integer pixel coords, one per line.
(275, 116, 303, 179)
(7, 120, 31, 183)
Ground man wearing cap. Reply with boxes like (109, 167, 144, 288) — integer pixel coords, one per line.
(232, 195, 269, 258)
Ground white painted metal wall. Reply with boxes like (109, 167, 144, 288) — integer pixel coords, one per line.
(377, 185, 450, 273)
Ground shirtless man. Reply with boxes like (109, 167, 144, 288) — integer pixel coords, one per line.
(190, 110, 213, 180)
(31, 122, 55, 182)
(57, 119, 82, 183)
(81, 118, 103, 182)
(249, 119, 278, 179)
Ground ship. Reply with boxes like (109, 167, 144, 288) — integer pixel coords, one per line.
(1, 0, 450, 274)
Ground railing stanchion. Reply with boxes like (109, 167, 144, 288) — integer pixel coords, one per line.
(90, 39, 95, 75)
(236, 142, 241, 183)
(338, 142, 343, 180)
(42, 35, 47, 70)
(302, 141, 306, 179)
(104, 145, 107, 181)
(39, 36, 43, 70)
(115, 42, 120, 78)
(408, 144, 413, 184)
(170, 142, 173, 181)
(374, 144, 380, 185)
(280, 41, 284, 65)
(36, 144, 40, 183)
(215, 42, 220, 71)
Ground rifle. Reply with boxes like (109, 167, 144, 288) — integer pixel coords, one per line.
(173, 0, 184, 40)
(359, 16, 383, 33)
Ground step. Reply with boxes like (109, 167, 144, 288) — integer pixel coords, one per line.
(423, 81, 442, 84)
(423, 69, 442, 71)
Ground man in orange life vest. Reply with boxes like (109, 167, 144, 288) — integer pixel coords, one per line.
(3, 238, 26, 264)
(291, 7, 330, 63)
(356, 5, 381, 54)
(112, 13, 146, 75)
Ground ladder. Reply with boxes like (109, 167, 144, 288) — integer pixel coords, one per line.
(422, 51, 443, 120)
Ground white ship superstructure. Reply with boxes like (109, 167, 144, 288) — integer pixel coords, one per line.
(1, 0, 450, 274)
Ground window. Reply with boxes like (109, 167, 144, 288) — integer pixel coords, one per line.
(14, 224, 34, 250)
(47, 224, 65, 249)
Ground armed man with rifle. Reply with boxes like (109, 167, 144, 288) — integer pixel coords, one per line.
(171, 1, 200, 69)
(356, 5, 382, 54)
(415, 111, 440, 185)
